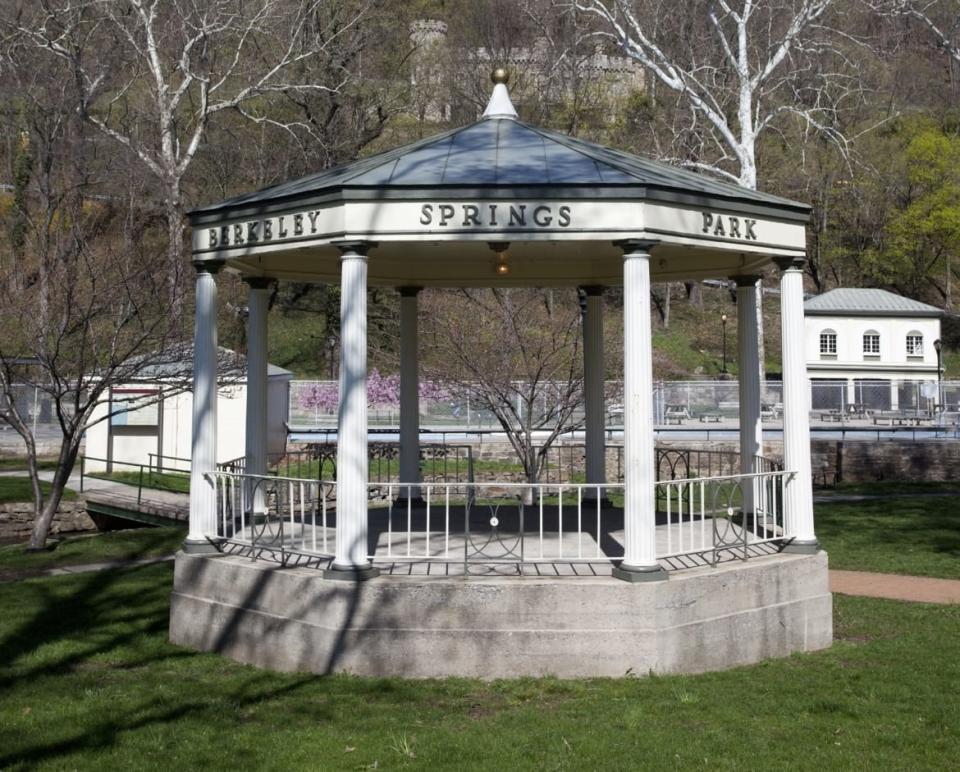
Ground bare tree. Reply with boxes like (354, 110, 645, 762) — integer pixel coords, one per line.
(0, 32, 196, 549)
(8, 0, 380, 305)
(421, 288, 585, 495)
(883, 1, 960, 64)
(573, 0, 856, 186)
(571, 0, 868, 372)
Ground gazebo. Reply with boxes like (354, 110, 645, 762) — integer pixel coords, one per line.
(170, 73, 831, 678)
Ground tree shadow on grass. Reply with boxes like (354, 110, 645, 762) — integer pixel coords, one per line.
(0, 542, 329, 768)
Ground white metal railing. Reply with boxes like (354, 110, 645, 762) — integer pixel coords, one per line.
(366, 481, 623, 565)
(654, 470, 791, 563)
(208, 470, 793, 569)
(210, 472, 336, 561)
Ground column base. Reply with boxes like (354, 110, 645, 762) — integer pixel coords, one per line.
(612, 563, 668, 583)
(323, 564, 381, 581)
(781, 539, 820, 555)
(182, 537, 224, 555)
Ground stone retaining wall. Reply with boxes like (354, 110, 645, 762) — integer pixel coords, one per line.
(0, 500, 96, 540)
(295, 437, 957, 485)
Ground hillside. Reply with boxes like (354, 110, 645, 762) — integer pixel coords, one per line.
(264, 282, 956, 381)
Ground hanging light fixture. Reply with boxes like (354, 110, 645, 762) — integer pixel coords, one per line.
(490, 242, 510, 275)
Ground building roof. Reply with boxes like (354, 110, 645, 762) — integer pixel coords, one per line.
(804, 289, 943, 318)
(189, 100, 809, 225)
(130, 345, 292, 381)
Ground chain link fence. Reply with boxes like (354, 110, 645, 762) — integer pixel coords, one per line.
(289, 380, 582, 429)
(288, 378, 960, 429)
(0, 384, 72, 451)
(289, 378, 960, 430)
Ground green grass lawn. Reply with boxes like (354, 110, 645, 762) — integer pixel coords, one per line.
(0, 458, 59, 472)
(817, 480, 960, 497)
(0, 527, 184, 578)
(0, 564, 957, 770)
(87, 470, 190, 495)
(0, 477, 76, 504)
(815, 490, 960, 579)
(0, 488, 958, 768)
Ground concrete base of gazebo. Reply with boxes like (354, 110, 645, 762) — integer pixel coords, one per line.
(169, 551, 831, 678)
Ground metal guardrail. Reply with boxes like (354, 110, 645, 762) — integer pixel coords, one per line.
(208, 469, 792, 570)
(80, 455, 190, 506)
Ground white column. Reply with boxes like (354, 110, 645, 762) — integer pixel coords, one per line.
(615, 241, 666, 581)
(186, 261, 222, 552)
(735, 276, 762, 514)
(244, 277, 271, 515)
(581, 286, 607, 502)
(398, 286, 422, 503)
(327, 243, 378, 579)
(777, 257, 819, 552)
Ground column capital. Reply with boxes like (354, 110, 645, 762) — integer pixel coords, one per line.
(615, 239, 659, 256)
(579, 285, 605, 297)
(243, 276, 275, 290)
(333, 240, 375, 259)
(398, 285, 423, 297)
(772, 256, 806, 272)
(193, 259, 225, 275)
(731, 274, 763, 287)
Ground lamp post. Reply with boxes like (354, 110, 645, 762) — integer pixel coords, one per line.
(934, 338, 943, 419)
(720, 313, 728, 375)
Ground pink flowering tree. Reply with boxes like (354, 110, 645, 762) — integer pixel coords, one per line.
(297, 369, 451, 416)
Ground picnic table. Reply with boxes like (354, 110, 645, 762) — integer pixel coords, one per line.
(664, 405, 690, 425)
(819, 411, 843, 422)
(698, 413, 722, 423)
(872, 411, 933, 427)
(760, 403, 781, 420)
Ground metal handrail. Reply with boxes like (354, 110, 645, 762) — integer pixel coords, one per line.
(147, 452, 193, 474)
(80, 454, 189, 505)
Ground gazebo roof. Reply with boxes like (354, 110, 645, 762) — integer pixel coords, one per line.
(188, 75, 810, 287)
(190, 118, 808, 223)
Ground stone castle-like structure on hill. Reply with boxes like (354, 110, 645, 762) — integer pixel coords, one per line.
(409, 19, 645, 123)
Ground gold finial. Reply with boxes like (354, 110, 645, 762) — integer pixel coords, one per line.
(491, 68, 509, 85)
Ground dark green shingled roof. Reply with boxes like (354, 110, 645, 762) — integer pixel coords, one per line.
(189, 116, 810, 223)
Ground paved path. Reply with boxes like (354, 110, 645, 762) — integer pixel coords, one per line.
(830, 569, 960, 604)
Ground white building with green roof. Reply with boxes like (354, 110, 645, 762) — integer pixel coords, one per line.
(804, 288, 943, 411)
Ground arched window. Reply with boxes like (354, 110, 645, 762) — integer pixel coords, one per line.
(906, 331, 924, 357)
(819, 329, 837, 358)
(863, 330, 880, 357)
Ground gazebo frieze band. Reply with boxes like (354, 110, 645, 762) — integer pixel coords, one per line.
(170, 71, 830, 678)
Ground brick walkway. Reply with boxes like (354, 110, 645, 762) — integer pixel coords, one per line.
(830, 570, 960, 604)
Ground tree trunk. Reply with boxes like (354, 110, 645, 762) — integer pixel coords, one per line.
(164, 186, 185, 317)
(27, 436, 80, 550)
(684, 281, 703, 307)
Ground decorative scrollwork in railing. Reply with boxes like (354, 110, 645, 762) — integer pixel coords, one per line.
(463, 496, 525, 574)
(709, 477, 749, 564)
